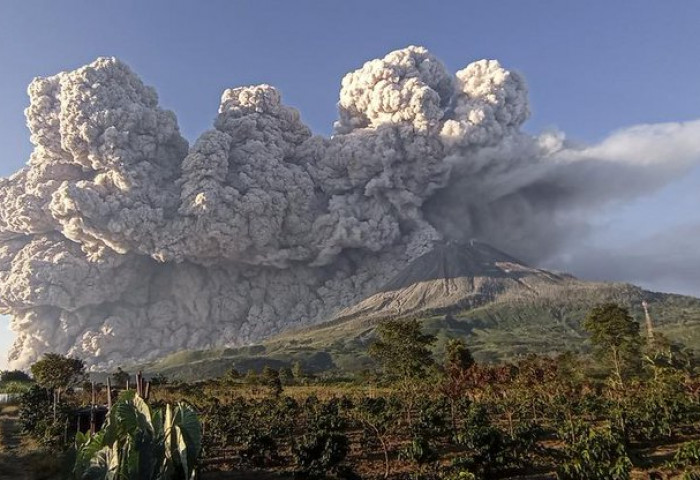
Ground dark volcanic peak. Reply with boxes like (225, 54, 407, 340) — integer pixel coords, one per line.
(334, 240, 573, 322)
(385, 240, 540, 291)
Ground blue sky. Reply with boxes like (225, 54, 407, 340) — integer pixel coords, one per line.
(1, 1, 700, 368)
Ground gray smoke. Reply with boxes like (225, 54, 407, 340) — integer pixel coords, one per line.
(2, 46, 699, 369)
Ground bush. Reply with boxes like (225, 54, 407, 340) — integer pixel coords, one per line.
(670, 441, 700, 469)
(451, 403, 527, 478)
(18, 385, 72, 449)
(556, 423, 632, 480)
(400, 435, 437, 468)
(292, 430, 350, 479)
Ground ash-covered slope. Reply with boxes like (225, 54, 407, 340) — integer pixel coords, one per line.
(333, 240, 574, 322)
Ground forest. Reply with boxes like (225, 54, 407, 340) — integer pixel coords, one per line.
(0, 303, 699, 480)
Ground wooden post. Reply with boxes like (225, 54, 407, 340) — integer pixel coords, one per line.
(106, 377, 112, 410)
(90, 382, 96, 435)
(144, 382, 151, 401)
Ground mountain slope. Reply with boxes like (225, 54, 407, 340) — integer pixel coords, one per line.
(333, 240, 574, 322)
(139, 242, 700, 380)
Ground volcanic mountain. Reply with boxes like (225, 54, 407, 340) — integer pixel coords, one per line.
(333, 240, 573, 323)
(140, 241, 700, 380)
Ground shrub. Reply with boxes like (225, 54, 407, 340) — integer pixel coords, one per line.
(18, 384, 72, 449)
(400, 435, 437, 468)
(292, 430, 350, 479)
(556, 423, 632, 480)
(670, 441, 700, 469)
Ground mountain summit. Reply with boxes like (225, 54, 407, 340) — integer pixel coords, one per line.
(334, 240, 573, 322)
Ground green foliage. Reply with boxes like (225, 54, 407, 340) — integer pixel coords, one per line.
(444, 338, 475, 372)
(18, 384, 72, 448)
(680, 470, 700, 480)
(225, 367, 241, 381)
(73, 391, 202, 480)
(369, 319, 437, 380)
(244, 369, 258, 384)
(583, 303, 641, 384)
(623, 373, 695, 441)
(261, 366, 283, 397)
(291, 361, 306, 383)
(150, 373, 169, 386)
(440, 471, 477, 480)
(30, 353, 86, 391)
(279, 366, 294, 384)
(0, 379, 34, 394)
(670, 441, 700, 469)
(292, 430, 350, 479)
(400, 435, 437, 468)
(111, 367, 130, 389)
(556, 422, 632, 480)
(1, 369, 32, 383)
(451, 405, 511, 478)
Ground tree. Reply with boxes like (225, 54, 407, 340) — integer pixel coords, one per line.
(261, 366, 283, 397)
(643, 331, 696, 374)
(583, 303, 641, 387)
(224, 367, 241, 385)
(441, 339, 476, 432)
(150, 373, 169, 386)
(31, 353, 85, 421)
(355, 396, 400, 478)
(0, 369, 32, 383)
(445, 338, 475, 372)
(279, 366, 294, 385)
(112, 367, 130, 388)
(369, 319, 437, 428)
(245, 369, 258, 384)
(292, 361, 305, 383)
(369, 319, 437, 381)
(30, 353, 85, 392)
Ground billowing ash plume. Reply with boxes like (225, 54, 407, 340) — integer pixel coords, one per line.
(2, 46, 700, 369)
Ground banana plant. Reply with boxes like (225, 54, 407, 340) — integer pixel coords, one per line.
(73, 391, 201, 480)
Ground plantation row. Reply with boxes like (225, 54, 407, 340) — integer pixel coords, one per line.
(3, 302, 700, 479)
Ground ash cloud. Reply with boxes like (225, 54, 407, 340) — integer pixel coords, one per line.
(546, 223, 700, 297)
(2, 46, 699, 369)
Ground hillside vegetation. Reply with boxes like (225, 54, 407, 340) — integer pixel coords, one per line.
(140, 281, 700, 381)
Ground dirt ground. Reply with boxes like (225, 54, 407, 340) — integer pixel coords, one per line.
(0, 406, 65, 480)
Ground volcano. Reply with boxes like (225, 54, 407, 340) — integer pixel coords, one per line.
(333, 240, 574, 322)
